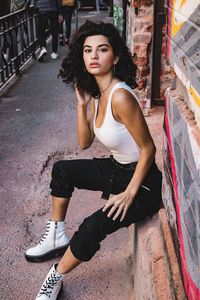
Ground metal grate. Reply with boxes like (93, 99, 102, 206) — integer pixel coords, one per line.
(0, 7, 39, 89)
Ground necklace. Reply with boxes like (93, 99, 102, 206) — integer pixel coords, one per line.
(99, 77, 113, 94)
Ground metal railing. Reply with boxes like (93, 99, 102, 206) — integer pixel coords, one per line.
(0, 7, 79, 92)
(0, 7, 39, 90)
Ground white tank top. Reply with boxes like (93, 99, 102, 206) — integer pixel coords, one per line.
(93, 82, 141, 164)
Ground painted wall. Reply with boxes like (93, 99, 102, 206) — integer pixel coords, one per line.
(113, 0, 124, 36)
(163, 1, 200, 299)
(167, 0, 200, 127)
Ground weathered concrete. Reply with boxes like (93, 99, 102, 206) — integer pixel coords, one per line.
(130, 209, 186, 300)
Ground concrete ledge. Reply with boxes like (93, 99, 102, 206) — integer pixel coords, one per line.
(130, 208, 186, 300)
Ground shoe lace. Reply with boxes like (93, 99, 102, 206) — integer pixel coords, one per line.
(39, 221, 50, 244)
(38, 269, 62, 297)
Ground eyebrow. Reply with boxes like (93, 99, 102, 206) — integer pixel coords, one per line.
(83, 43, 110, 49)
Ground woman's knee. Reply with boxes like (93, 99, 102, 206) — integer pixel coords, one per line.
(70, 210, 114, 261)
(51, 160, 73, 182)
(52, 160, 66, 175)
(50, 160, 74, 198)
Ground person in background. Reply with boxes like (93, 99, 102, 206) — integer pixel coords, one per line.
(95, 0, 108, 13)
(25, 21, 162, 300)
(59, 0, 77, 46)
(25, 0, 63, 61)
(109, 0, 113, 17)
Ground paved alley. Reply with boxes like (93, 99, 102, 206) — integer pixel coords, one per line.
(0, 9, 164, 300)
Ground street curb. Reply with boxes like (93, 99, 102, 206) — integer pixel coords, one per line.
(158, 209, 186, 299)
(129, 208, 186, 300)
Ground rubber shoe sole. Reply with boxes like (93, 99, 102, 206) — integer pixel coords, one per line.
(38, 51, 47, 62)
(25, 243, 69, 263)
(57, 282, 63, 300)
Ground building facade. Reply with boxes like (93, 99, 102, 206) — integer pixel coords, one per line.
(125, 1, 200, 299)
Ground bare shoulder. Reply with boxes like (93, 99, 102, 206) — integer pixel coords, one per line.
(112, 88, 140, 116)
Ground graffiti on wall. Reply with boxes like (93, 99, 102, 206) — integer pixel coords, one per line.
(113, 0, 124, 36)
(163, 95, 200, 300)
(167, 0, 200, 126)
(165, 1, 200, 299)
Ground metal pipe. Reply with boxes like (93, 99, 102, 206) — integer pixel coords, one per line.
(150, 0, 166, 105)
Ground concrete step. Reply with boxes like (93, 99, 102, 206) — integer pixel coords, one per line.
(130, 208, 186, 300)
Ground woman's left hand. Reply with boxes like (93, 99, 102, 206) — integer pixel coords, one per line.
(102, 191, 134, 222)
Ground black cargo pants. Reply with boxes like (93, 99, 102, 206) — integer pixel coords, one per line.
(50, 157, 162, 261)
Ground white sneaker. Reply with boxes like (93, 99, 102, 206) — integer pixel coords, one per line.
(25, 220, 70, 262)
(51, 52, 59, 60)
(38, 48, 47, 62)
(35, 263, 64, 300)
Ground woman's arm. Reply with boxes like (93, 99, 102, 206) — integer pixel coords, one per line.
(103, 88, 156, 221)
(75, 88, 95, 149)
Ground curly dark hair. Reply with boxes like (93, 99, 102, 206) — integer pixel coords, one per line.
(59, 20, 137, 98)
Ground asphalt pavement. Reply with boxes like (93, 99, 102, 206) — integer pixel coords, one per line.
(0, 9, 164, 300)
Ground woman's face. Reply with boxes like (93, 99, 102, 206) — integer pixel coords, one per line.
(83, 35, 116, 76)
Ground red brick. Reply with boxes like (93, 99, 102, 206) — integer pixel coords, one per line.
(133, 32, 152, 44)
(134, 44, 148, 57)
(138, 5, 153, 18)
(134, 56, 148, 66)
(132, 0, 152, 6)
(143, 0, 153, 5)
(138, 66, 150, 77)
(131, 0, 142, 8)
(135, 18, 153, 31)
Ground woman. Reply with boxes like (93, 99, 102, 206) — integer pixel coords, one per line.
(26, 21, 162, 300)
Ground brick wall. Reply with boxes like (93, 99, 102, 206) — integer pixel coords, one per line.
(127, 0, 153, 95)
(126, 0, 171, 102)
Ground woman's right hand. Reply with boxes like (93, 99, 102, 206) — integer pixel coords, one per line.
(75, 86, 95, 149)
(75, 87, 91, 106)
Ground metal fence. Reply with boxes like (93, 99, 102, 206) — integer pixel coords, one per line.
(0, 7, 39, 90)
(0, 7, 79, 92)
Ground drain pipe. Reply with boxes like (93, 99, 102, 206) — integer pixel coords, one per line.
(150, 0, 166, 105)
